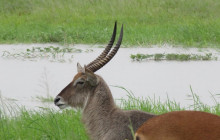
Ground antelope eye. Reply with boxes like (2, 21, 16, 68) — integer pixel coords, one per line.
(73, 79, 85, 86)
(77, 81, 84, 85)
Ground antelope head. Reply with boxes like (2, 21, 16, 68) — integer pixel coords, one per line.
(54, 22, 123, 109)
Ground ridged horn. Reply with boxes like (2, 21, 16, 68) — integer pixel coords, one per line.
(86, 22, 117, 67)
(87, 24, 123, 72)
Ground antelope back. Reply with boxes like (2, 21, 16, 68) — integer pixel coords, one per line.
(135, 111, 220, 140)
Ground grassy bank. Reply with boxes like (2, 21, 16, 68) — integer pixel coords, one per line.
(0, 0, 220, 47)
(1, 91, 219, 140)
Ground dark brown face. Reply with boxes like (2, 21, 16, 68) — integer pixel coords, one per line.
(54, 70, 98, 109)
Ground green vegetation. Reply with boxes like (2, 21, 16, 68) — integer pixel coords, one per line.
(130, 53, 218, 61)
(26, 46, 82, 54)
(36, 95, 54, 102)
(0, 0, 219, 47)
(116, 86, 220, 114)
(0, 109, 89, 140)
(1, 46, 89, 62)
(0, 87, 219, 139)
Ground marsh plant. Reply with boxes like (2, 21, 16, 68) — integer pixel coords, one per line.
(131, 53, 218, 61)
(186, 86, 220, 113)
(1, 46, 88, 63)
(0, 93, 20, 118)
(35, 68, 54, 102)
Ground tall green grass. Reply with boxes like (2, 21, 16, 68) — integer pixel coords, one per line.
(0, 108, 88, 140)
(0, 0, 219, 47)
(117, 86, 220, 115)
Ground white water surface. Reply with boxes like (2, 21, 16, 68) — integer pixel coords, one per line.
(0, 44, 220, 111)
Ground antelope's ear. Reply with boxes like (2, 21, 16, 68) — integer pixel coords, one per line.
(77, 63, 85, 73)
(86, 72, 98, 86)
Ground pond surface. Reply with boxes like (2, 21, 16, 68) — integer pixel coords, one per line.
(0, 44, 220, 111)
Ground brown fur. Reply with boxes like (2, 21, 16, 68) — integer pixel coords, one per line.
(56, 70, 155, 140)
(135, 111, 220, 140)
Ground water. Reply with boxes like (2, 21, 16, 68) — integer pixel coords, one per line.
(0, 44, 220, 111)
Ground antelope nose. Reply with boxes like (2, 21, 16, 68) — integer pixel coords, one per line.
(54, 96, 61, 105)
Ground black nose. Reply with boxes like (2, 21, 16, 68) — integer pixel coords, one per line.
(54, 96, 61, 104)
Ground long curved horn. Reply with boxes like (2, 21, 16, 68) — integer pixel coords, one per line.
(87, 25, 123, 72)
(86, 22, 117, 67)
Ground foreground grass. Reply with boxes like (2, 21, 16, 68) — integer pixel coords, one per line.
(0, 90, 219, 139)
(0, 0, 220, 47)
(0, 109, 88, 140)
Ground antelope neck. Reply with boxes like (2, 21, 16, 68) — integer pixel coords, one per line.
(81, 77, 118, 138)
(83, 77, 117, 116)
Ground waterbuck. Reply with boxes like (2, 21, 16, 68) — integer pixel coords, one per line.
(135, 111, 220, 140)
(54, 22, 155, 140)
